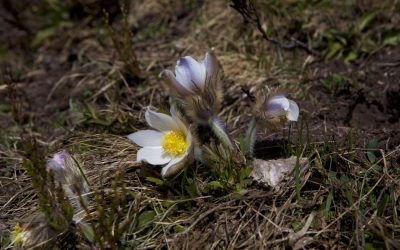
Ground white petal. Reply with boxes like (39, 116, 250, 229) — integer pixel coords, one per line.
(268, 95, 290, 115)
(161, 69, 194, 96)
(145, 107, 179, 132)
(137, 147, 171, 165)
(128, 130, 163, 147)
(287, 100, 299, 121)
(175, 67, 193, 91)
(161, 155, 185, 177)
(175, 56, 206, 90)
(185, 132, 193, 155)
(203, 51, 219, 82)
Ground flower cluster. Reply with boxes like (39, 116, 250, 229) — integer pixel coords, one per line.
(128, 51, 300, 178)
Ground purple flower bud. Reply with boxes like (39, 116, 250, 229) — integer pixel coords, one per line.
(266, 94, 299, 121)
(47, 150, 69, 171)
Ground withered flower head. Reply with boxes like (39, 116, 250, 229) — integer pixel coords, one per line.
(11, 224, 32, 246)
(11, 217, 59, 248)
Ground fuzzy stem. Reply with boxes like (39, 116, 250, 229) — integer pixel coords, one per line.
(76, 221, 95, 242)
(209, 117, 234, 151)
(194, 147, 204, 163)
(244, 117, 257, 157)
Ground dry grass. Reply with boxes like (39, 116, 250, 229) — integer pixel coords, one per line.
(1, 0, 400, 249)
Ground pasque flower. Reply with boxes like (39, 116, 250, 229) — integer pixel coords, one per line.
(46, 151, 89, 198)
(46, 151, 89, 223)
(161, 51, 234, 150)
(245, 93, 300, 156)
(128, 106, 194, 178)
(252, 92, 299, 123)
(264, 94, 299, 122)
(161, 51, 220, 96)
(161, 51, 223, 123)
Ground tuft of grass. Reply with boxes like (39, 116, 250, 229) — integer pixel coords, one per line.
(103, 3, 143, 79)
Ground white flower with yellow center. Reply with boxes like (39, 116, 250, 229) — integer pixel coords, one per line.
(128, 107, 193, 177)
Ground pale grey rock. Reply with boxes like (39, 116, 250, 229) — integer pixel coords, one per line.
(251, 156, 309, 189)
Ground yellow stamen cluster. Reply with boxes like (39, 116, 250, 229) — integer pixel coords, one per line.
(12, 224, 30, 245)
(162, 131, 188, 156)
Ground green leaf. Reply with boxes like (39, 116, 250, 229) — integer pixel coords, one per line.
(0, 104, 12, 113)
(368, 190, 376, 207)
(146, 177, 164, 186)
(206, 181, 224, 190)
(325, 42, 343, 60)
(0, 45, 8, 61)
(292, 221, 304, 232)
(324, 191, 334, 219)
(366, 152, 376, 163)
(137, 210, 156, 228)
(32, 27, 56, 47)
(344, 51, 358, 63)
(377, 193, 389, 216)
(173, 225, 186, 233)
(185, 180, 199, 197)
(357, 10, 379, 32)
(32, 21, 72, 47)
(77, 222, 95, 242)
(383, 31, 400, 45)
(230, 188, 248, 198)
(365, 243, 376, 250)
(239, 167, 252, 180)
(368, 139, 378, 150)
(162, 200, 176, 209)
(366, 139, 378, 163)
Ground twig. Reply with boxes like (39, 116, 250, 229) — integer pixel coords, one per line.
(230, 0, 321, 56)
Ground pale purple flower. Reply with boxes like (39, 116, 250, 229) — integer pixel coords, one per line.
(46, 150, 90, 223)
(46, 150, 68, 171)
(266, 94, 299, 121)
(161, 51, 219, 96)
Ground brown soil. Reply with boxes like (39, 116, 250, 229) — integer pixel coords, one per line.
(304, 47, 400, 149)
